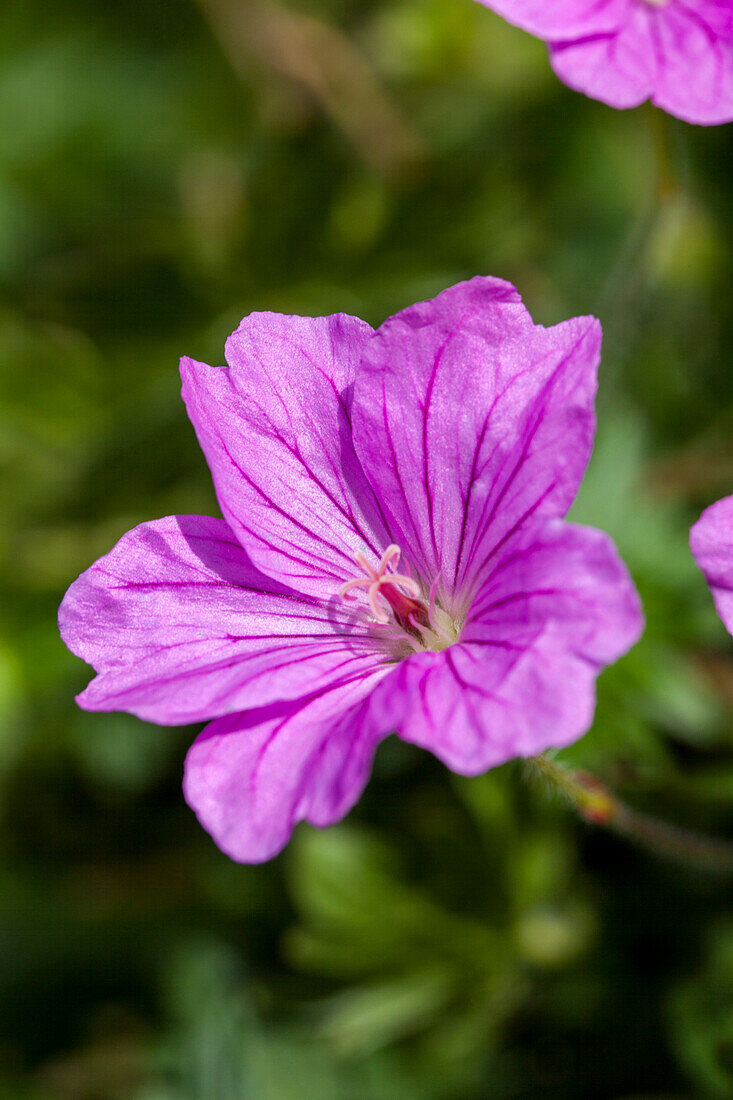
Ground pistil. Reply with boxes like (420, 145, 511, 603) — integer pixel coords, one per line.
(339, 545, 462, 652)
(339, 544, 428, 631)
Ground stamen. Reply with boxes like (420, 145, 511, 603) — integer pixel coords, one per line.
(353, 550, 379, 581)
(377, 544, 402, 574)
(338, 576, 373, 600)
(381, 572, 421, 597)
(339, 545, 425, 627)
(427, 575, 440, 633)
(338, 546, 462, 653)
(368, 584, 390, 622)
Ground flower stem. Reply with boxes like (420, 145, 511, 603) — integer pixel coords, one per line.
(646, 100, 678, 205)
(528, 754, 733, 876)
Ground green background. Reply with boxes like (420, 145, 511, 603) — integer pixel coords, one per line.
(1, 0, 732, 1096)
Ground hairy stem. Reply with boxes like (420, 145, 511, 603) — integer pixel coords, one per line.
(528, 754, 733, 876)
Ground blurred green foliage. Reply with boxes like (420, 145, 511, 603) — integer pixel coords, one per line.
(1, 0, 732, 1096)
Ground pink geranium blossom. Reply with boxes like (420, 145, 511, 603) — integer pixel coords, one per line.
(691, 495, 733, 632)
(476, 0, 733, 124)
(59, 279, 642, 862)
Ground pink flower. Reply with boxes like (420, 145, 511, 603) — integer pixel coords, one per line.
(476, 0, 733, 124)
(691, 495, 733, 632)
(59, 279, 642, 862)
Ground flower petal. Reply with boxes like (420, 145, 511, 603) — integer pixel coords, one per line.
(351, 277, 601, 603)
(59, 515, 386, 724)
(466, 519, 643, 662)
(184, 677, 386, 863)
(180, 313, 390, 601)
(476, 0, 628, 40)
(651, 2, 733, 125)
(479, 0, 733, 124)
(549, 9, 655, 111)
(368, 519, 642, 774)
(690, 495, 733, 635)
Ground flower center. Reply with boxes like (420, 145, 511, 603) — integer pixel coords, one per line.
(640, 0, 670, 7)
(338, 544, 461, 654)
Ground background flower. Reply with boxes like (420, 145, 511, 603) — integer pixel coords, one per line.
(476, 0, 733, 123)
(691, 495, 733, 632)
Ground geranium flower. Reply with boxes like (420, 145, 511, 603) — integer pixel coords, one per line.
(691, 495, 733, 632)
(476, 0, 733, 125)
(59, 278, 642, 862)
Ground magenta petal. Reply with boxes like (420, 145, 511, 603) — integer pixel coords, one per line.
(651, 2, 733, 125)
(373, 642, 597, 774)
(59, 515, 386, 724)
(549, 15, 654, 112)
(180, 312, 390, 601)
(368, 519, 642, 773)
(690, 496, 733, 635)
(479, 0, 733, 124)
(467, 519, 643, 662)
(476, 0, 628, 39)
(184, 678, 386, 863)
(351, 277, 600, 599)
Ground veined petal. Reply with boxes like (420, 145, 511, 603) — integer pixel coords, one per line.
(466, 519, 642, 664)
(59, 515, 386, 725)
(184, 676, 386, 863)
(496, 0, 733, 124)
(367, 520, 642, 774)
(651, 2, 733, 125)
(180, 313, 390, 601)
(550, 9, 657, 111)
(690, 496, 733, 635)
(480, 0, 733, 124)
(351, 277, 601, 603)
(476, 0, 628, 40)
